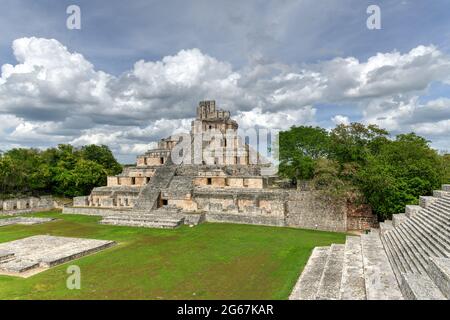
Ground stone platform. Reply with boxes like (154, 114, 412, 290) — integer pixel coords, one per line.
(100, 213, 185, 229)
(0, 235, 115, 277)
(0, 217, 55, 227)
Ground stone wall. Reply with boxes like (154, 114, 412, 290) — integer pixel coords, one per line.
(63, 206, 134, 216)
(0, 196, 56, 216)
(205, 212, 285, 227)
(68, 189, 372, 232)
(346, 202, 377, 231)
(286, 191, 347, 232)
(193, 189, 286, 217)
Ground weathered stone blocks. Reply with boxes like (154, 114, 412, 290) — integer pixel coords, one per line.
(392, 213, 407, 227)
(428, 257, 450, 299)
(419, 196, 438, 208)
(73, 196, 89, 207)
(433, 190, 450, 198)
(0, 196, 56, 215)
(405, 205, 421, 218)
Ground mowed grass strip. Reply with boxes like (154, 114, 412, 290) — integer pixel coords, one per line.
(0, 211, 345, 300)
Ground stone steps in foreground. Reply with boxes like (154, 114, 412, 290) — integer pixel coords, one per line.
(361, 231, 404, 300)
(316, 244, 345, 300)
(400, 272, 446, 300)
(289, 246, 330, 300)
(428, 257, 450, 299)
(340, 236, 366, 300)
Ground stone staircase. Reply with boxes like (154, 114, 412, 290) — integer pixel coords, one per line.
(133, 163, 177, 211)
(290, 185, 450, 300)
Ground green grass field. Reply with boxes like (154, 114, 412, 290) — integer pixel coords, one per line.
(0, 211, 345, 300)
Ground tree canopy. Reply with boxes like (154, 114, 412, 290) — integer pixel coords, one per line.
(279, 123, 448, 220)
(0, 144, 122, 198)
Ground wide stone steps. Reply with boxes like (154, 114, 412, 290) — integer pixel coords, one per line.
(413, 210, 450, 236)
(428, 257, 450, 299)
(291, 185, 450, 299)
(399, 222, 446, 266)
(403, 219, 449, 257)
(400, 272, 446, 300)
(384, 231, 411, 274)
(361, 231, 404, 300)
(291, 232, 404, 300)
(289, 246, 330, 300)
(396, 224, 430, 272)
(316, 244, 345, 300)
(398, 224, 439, 270)
(381, 232, 405, 281)
(423, 206, 449, 227)
(413, 213, 450, 247)
(340, 236, 366, 300)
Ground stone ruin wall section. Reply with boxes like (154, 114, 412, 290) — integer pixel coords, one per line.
(286, 191, 347, 232)
(0, 196, 56, 216)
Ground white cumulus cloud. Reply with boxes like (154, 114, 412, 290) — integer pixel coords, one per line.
(1, 37, 449, 161)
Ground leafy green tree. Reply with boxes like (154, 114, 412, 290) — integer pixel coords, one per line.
(442, 153, 450, 184)
(1, 148, 50, 194)
(329, 123, 388, 165)
(279, 126, 330, 181)
(0, 144, 121, 198)
(81, 145, 122, 175)
(52, 159, 107, 197)
(357, 133, 444, 220)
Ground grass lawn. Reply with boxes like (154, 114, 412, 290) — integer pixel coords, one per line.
(0, 211, 345, 300)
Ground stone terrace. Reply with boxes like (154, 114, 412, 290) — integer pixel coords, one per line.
(290, 185, 450, 300)
(0, 235, 115, 277)
(0, 217, 55, 227)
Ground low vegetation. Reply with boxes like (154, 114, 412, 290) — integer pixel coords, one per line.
(0, 211, 345, 299)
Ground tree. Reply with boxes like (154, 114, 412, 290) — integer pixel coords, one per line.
(357, 133, 444, 220)
(329, 123, 389, 165)
(441, 153, 450, 184)
(80, 145, 122, 175)
(279, 126, 330, 181)
(1, 148, 50, 195)
(0, 144, 122, 198)
(52, 159, 107, 197)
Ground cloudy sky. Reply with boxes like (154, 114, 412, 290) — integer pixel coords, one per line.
(0, 0, 449, 163)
